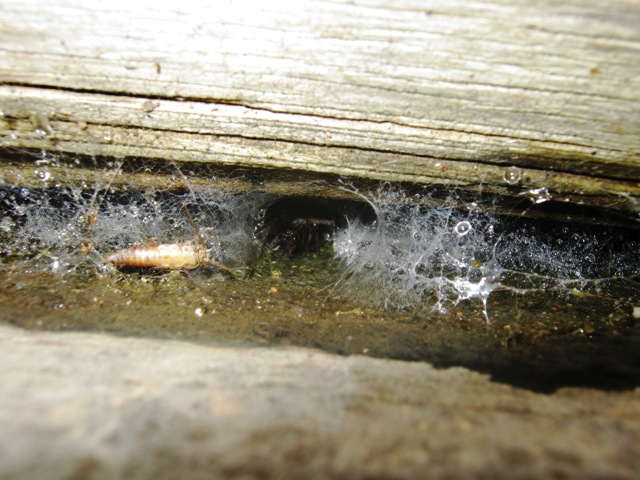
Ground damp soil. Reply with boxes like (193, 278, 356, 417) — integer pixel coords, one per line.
(1, 248, 639, 394)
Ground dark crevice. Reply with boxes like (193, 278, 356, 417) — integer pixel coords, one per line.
(1, 146, 639, 227)
(1, 172, 639, 393)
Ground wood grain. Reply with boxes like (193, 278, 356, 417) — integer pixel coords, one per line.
(1, 0, 639, 211)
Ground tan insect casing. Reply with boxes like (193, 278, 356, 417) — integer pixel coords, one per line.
(103, 242, 208, 270)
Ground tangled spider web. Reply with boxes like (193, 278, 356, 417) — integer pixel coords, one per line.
(0, 149, 267, 275)
(332, 184, 640, 318)
(0, 148, 638, 318)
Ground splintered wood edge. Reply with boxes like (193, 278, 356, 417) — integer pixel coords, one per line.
(2, 84, 639, 180)
(1, 108, 639, 216)
(1, 148, 639, 230)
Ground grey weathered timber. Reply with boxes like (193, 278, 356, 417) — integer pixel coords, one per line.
(2, 324, 639, 479)
(0, 0, 639, 211)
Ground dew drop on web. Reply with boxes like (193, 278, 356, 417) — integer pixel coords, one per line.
(503, 166, 522, 185)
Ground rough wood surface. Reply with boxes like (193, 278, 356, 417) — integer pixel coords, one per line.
(1, 0, 639, 211)
(2, 324, 639, 479)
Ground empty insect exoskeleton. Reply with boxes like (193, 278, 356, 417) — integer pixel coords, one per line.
(103, 204, 235, 274)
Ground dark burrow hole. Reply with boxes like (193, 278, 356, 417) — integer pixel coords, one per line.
(254, 195, 376, 257)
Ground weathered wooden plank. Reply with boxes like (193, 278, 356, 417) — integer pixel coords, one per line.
(2, 84, 639, 214)
(3, 325, 640, 479)
(0, 0, 639, 212)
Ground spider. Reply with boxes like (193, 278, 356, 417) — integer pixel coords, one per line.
(255, 197, 345, 257)
(255, 195, 376, 257)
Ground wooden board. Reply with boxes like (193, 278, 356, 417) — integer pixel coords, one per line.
(1, 0, 639, 213)
(3, 324, 640, 479)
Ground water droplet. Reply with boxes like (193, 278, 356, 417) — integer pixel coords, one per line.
(103, 130, 113, 143)
(524, 187, 552, 204)
(503, 166, 521, 185)
(19, 188, 30, 198)
(14, 205, 26, 216)
(454, 221, 472, 236)
(36, 168, 52, 182)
